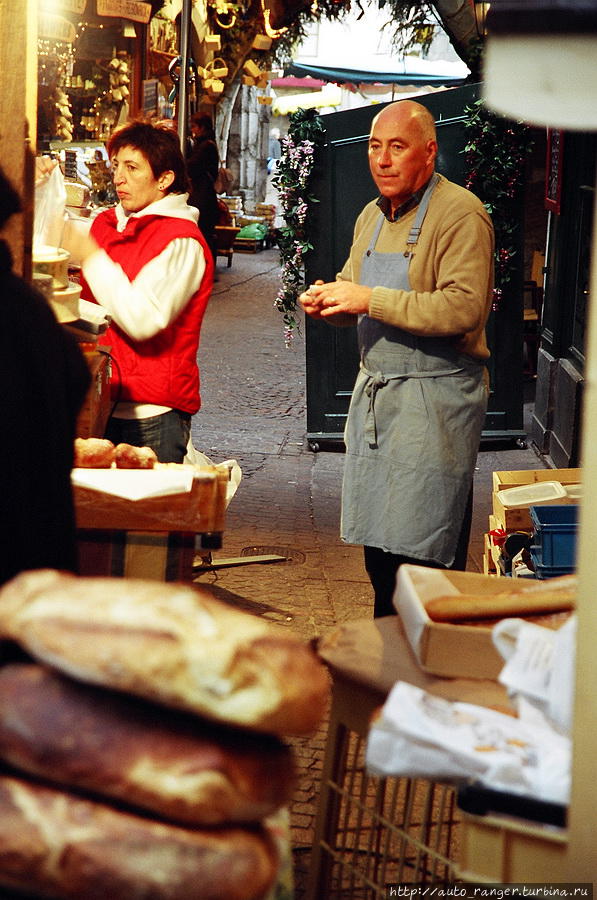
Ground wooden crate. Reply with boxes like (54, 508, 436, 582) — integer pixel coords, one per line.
(483, 532, 498, 576)
(492, 468, 581, 530)
(456, 811, 567, 882)
(234, 237, 265, 253)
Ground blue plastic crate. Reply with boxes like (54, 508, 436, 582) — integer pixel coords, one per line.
(530, 504, 578, 569)
(530, 550, 574, 580)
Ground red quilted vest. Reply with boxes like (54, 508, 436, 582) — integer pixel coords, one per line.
(81, 208, 214, 413)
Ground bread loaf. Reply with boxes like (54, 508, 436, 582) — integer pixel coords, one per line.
(425, 579, 576, 623)
(0, 571, 330, 736)
(0, 663, 295, 825)
(114, 443, 157, 469)
(73, 437, 115, 468)
(0, 774, 278, 900)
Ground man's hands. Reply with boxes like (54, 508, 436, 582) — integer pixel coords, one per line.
(299, 279, 372, 319)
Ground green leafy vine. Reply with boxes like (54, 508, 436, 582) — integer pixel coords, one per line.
(272, 108, 326, 345)
(463, 99, 534, 310)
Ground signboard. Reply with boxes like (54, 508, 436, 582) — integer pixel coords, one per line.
(142, 79, 159, 117)
(96, 0, 152, 23)
(38, 13, 77, 43)
(545, 128, 564, 215)
(40, 0, 87, 12)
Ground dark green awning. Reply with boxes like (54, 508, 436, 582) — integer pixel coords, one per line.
(286, 62, 468, 86)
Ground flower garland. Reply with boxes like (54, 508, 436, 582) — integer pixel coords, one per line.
(463, 100, 534, 311)
(272, 108, 326, 345)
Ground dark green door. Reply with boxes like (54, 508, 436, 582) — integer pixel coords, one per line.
(304, 83, 525, 449)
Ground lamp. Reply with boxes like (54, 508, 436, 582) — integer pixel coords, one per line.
(483, 0, 597, 129)
(473, 1, 491, 37)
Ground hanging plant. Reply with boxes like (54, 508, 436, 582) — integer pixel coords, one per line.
(463, 100, 534, 311)
(272, 108, 326, 346)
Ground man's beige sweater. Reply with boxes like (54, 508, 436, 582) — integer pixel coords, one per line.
(338, 174, 494, 361)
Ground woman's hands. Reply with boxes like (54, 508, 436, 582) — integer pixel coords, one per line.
(61, 218, 100, 266)
(299, 279, 372, 319)
(35, 156, 59, 188)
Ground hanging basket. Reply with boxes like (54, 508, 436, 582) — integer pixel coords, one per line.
(215, 9, 237, 29)
(204, 57, 228, 79)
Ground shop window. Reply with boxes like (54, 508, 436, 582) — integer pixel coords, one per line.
(37, 6, 143, 149)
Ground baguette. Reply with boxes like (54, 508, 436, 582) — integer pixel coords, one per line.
(0, 663, 295, 826)
(0, 570, 330, 736)
(425, 582, 576, 623)
(0, 774, 278, 900)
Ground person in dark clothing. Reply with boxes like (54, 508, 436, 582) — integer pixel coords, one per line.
(186, 112, 220, 264)
(0, 165, 91, 586)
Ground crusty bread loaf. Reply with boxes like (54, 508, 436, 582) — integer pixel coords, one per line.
(425, 578, 576, 623)
(0, 571, 330, 736)
(0, 663, 295, 825)
(73, 437, 115, 468)
(114, 442, 158, 469)
(0, 774, 278, 900)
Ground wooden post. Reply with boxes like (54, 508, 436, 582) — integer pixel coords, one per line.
(565, 169, 597, 881)
(0, 0, 37, 279)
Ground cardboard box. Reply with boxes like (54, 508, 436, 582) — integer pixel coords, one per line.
(76, 350, 112, 439)
(74, 464, 230, 580)
(73, 464, 228, 537)
(77, 530, 196, 581)
(456, 811, 567, 882)
(492, 467, 581, 530)
(394, 564, 571, 680)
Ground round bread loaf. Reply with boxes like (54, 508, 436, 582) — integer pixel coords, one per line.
(73, 437, 115, 468)
(113, 443, 158, 469)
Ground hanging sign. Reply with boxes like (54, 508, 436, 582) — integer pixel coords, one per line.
(142, 79, 159, 117)
(545, 129, 564, 216)
(40, 0, 87, 11)
(96, 0, 152, 23)
(38, 13, 77, 43)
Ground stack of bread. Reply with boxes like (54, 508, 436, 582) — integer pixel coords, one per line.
(0, 569, 331, 899)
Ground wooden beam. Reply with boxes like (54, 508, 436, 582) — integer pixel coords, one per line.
(0, 0, 37, 278)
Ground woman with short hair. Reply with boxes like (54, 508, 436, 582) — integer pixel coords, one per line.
(64, 120, 214, 462)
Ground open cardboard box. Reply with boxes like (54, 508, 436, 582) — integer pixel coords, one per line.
(73, 464, 231, 580)
(492, 468, 581, 530)
(394, 564, 572, 680)
(73, 463, 229, 534)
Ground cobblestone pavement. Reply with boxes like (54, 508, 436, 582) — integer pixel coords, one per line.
(190, 247, 544, 897)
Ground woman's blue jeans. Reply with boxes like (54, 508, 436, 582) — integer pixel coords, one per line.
(105, 410, 191, 463)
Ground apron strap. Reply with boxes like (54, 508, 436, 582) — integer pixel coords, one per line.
(362, 362, 466, 448)
(405, 173, 440, 255)
(366, 173, 441, 259)
(366, 214, 386, 257)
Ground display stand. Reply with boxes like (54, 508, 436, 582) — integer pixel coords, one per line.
(309, 616, 511, 899)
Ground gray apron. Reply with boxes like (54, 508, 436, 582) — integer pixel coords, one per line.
(341, 174, 487, 566)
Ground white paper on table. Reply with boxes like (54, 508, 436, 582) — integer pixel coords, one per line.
(366, 680, 570, 805)
(493, 615, 577, 733)
(71, 468, 194, 501)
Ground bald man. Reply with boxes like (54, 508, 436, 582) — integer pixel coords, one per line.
(300, 100, 494, 617)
